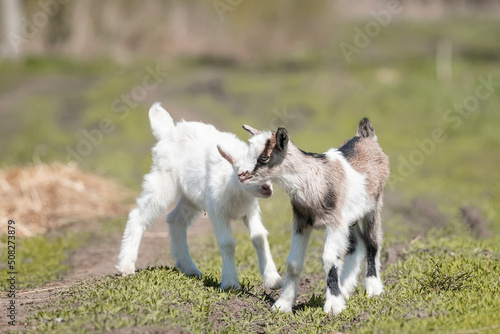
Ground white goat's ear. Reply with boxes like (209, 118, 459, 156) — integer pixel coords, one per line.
(242, 124, 262, 136)
(217, 145, 234, 165)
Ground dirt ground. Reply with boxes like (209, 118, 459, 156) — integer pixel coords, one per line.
(3, 213, 213, 332)
(68, 214, 213, 282)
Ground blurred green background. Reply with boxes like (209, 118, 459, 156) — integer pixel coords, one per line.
(2, 0, 499, 232)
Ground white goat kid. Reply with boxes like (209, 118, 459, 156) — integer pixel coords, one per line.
(238, 119, 390, 314)
(116, 103, 282, 290)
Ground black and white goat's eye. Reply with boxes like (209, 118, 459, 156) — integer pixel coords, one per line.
(259, 155, 269, 163)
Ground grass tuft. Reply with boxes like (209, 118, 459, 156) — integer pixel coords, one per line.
(416, 258, 472, 294)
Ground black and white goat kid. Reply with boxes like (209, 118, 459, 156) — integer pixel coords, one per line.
(238, 119, 390, 314)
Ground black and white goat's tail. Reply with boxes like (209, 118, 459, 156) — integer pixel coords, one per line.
(357, 118, 378, 141)
(149, 102, 174, 141)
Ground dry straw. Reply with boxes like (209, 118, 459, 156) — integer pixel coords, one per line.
(0, 162, 130, 237)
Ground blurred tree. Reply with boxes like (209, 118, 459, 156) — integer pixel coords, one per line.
(1, 0, 23, 59)
(1, 0, 498, 61)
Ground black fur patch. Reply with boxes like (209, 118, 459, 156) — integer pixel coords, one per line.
(322, 187, 336, 211)
(366, 243, 378, 277)
(338, 136, 360, 159)
(326, 265, 341, 296)
(292, 202, 314, 234)
(346, 230, 356, 255)
(268, 146, 287, 168)
(253, 139, 287, 173)
(299, 149, 327, 160)
(276, 127, 289, 151)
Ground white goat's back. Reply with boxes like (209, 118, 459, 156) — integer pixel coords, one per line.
(152, 116, 248, 210)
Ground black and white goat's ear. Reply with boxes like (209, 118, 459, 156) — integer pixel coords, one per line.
(242, 124, 262, 136)
(217, 145, 235, 165)
(276, 127, 289, 151)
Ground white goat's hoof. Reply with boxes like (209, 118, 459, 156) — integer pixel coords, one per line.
(271, 299, 293, 313)
(340, 286, 350, 299)
(365, 276, 384, 297)
(323, 295, 346, 315)
(264, 272, 283, 290)
(220, 280, 241, 291)
(116, 262, 135, 276)
(178, 265, 202, 277)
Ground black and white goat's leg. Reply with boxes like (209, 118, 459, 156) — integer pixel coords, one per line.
(243, 204, 282, 289)
(272, 224, 312, 313)
(207, 209, 240, 290)
(167, 196, 202, 277)
(362, 204, 384, 297)
(340, 222, 365, 298)
(323, 224, 350, 314)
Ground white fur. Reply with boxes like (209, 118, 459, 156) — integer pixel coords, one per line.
(116, 103, 282, 290)
(322, 224, 350, 314)
(326, 150, 371, 223)
(365, 276, 384, 297)
(340, 224, 365, 297)
(323, 294, 346, 314)
(271, 228, 312, 313)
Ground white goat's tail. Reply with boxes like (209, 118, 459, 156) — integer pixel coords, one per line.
(149, 102, 174, 141)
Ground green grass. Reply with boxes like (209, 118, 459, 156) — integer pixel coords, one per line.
(13, 192, 500, 333)
(23, 221, 500, 333)
(0, 234, 85, 290)
(2, 16, 500, 334)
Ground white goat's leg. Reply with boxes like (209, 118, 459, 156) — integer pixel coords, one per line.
(323, 224, 350, 315)
(362, 206, 384, 297)
(116, 169, 177, 275)
(167, 196, 202, 277)
(272, 226, 312, 313)
(243, 205, 282, 289)
(340, 222, 365, 298)
(208, 211, 240, 290)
